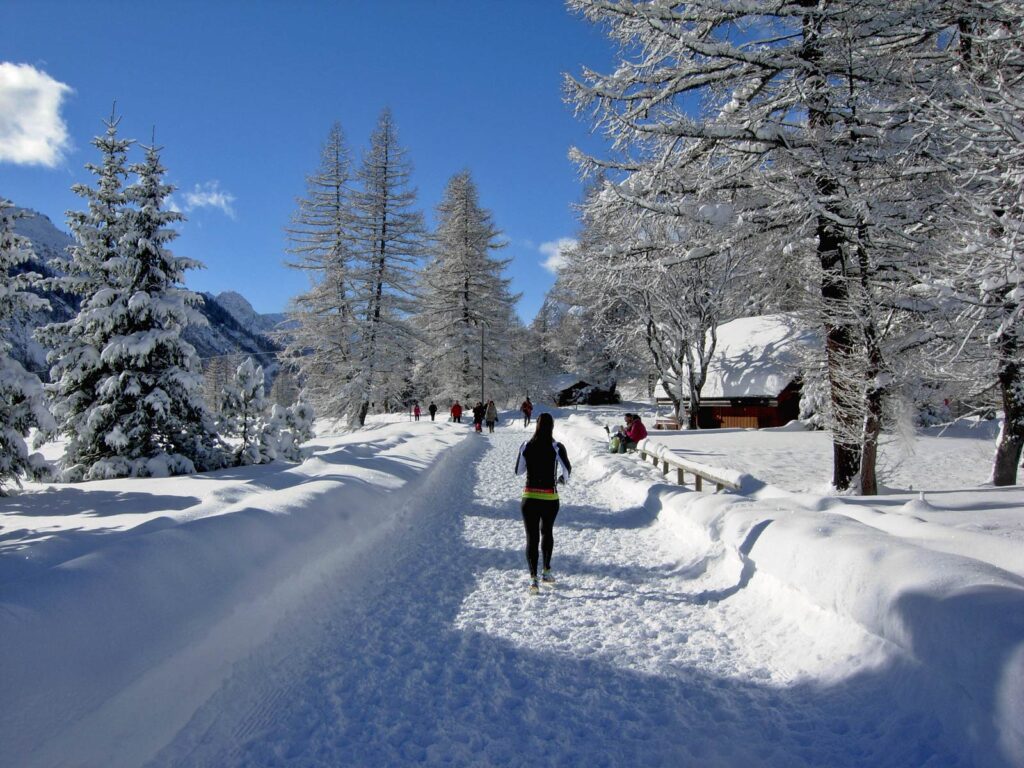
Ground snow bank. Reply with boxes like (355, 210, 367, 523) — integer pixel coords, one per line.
(556, 412, 1024, 768)
(0, 422, 470, 767)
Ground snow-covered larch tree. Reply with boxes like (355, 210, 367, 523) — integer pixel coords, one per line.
(283, 122, 359, 421)
(0, 198, 56, 493)
(563, 183, 741, 428)
(416, 170, 517, 404)
(916, 4, 1024, 485)
(345, 109, 427, 425)
(567, 0, 956, 492)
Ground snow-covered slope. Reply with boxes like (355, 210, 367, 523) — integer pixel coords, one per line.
(215, 290, 288, 336)
(186, 291, 281, 370)
(5, 207, 76, 371)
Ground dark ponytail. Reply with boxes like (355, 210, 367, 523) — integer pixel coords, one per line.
(530, 412, 554, 444)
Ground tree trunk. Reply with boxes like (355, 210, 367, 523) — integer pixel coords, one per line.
(822, 282, 861, 490)
(687, 387, 702, 429)
(802, 3, 861, 491)
(818, 214, 860, 489)
(858, 236, 884, 496)
(673, 398, 684, 428)
(860, 387, 882, 495)
(991, 332, 1024, 486)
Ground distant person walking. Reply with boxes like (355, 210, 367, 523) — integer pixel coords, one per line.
(413, 402, 421, 421)
(514, 412, 572, 594)
(485, 400, 498, 433)
(451, 401, 463, 423)
(521, 397, 533, 427)
(428, 401, 437, 421)
(472, 401, 485, 433)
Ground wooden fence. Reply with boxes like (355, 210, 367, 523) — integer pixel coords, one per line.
(635, 438, 741, 492)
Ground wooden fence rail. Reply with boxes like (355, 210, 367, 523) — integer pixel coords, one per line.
(635, 438, 741, 493)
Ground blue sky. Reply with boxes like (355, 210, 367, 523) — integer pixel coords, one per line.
(1, 0, 616, 321)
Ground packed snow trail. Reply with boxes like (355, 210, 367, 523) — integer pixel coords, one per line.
(148, 426, 963, 767)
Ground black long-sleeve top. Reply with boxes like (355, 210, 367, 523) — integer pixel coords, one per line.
(514, 439, 571, 499)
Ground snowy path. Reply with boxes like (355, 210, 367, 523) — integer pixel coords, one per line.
(147, 427, 963, 767)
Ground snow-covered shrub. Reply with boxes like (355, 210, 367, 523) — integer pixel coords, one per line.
(271, 401, 315, 463)
(220, 357, 276, 466)
(0, 359, 56, 492)
(903, 378, 954, 427)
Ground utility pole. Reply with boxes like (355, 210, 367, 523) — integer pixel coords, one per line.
(479, 320, 485, 403)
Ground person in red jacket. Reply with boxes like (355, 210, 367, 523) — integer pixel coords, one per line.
(450, 401, 463, 423)
(521, 397, 533, 427)
(616, 413, 648, 453)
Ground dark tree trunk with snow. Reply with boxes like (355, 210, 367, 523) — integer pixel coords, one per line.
(992, 332, 1024, 486)
(803, 6, 862, 491)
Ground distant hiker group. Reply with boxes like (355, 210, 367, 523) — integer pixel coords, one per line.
(466, 400, 498, 433)
(410, 401, 438, 421)
(408, 397, 540, 435)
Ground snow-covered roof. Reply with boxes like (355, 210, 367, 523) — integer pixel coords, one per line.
(656, 314, 818, 400)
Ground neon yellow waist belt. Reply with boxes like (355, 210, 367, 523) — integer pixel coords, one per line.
(522, 487, 559, 501)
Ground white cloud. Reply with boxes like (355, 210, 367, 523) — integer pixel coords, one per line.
(0, 62, 73, 167)
(183, 181, 236, 218)
(539, 238, 577, 274)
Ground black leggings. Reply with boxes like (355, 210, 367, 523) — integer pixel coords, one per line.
(521, 498, 559, 578)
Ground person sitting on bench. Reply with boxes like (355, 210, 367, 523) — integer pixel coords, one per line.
(615, 413, 648, 453)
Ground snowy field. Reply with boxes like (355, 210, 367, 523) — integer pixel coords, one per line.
(588, 407, 1024, 573)
(1, 408, 1022, 767)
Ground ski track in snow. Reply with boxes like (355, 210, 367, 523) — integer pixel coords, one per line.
(147, 427, 963, 768)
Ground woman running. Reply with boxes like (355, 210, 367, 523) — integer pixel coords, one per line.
(514, 412, 572, 594)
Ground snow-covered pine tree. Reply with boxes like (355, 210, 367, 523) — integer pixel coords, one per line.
(109, 141, 224, 475)
(283, 122, 360, 421)
(345, 109, 426, 425)
(416, 170, 517, 404)
(0, 198, 56, 493)
(219, 356, 275, 465)
(48, 139, 225, 479)
(36, 115, 133, 477)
